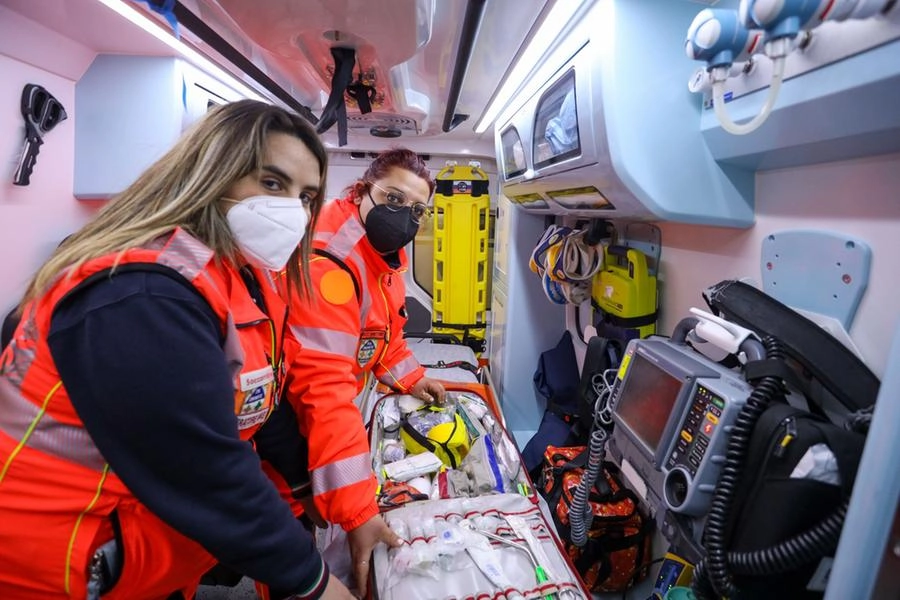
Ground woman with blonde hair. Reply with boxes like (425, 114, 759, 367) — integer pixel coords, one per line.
(0, 100, 353, 599)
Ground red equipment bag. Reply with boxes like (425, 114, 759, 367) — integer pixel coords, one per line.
(539, 445, 653, 593)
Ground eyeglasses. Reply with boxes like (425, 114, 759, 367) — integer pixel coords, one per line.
(367, 181, 432, 224)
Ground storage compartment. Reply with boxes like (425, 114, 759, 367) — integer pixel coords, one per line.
(496, 0, 755, 227)
(74, 55, 245, 200)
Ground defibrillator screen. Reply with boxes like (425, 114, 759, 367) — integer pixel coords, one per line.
(614, 352, 684, 461)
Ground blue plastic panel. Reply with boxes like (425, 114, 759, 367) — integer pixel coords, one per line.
(602, 0, 756, 227)
(75, 55, 182, 199)
(826, 322, 900, 598)
(761, 230, 871, 329)
(701, 38, 900, 172)
(490, 203, 567, 446)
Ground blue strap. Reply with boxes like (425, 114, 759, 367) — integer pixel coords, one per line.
(484, 436, 505, 493)
(130, 0, 180, 38)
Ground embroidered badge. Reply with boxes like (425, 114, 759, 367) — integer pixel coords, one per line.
(240, 385, 267, 414)
(356, 328, 385, 367)
(236, 384, 270, 430)
(357, 338, 377, 367)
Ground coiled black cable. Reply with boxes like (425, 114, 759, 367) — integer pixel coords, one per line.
(695, 335, 785, 599)
(728, 499, 848, 575)
(570, 369, 616, 547)
(691, 500, 849, 598)
(690, 559, 716, 599)
(692, 334, 863, 599)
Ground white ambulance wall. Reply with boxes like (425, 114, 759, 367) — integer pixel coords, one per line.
(656, 152, 900, 379)
(0, 7, 100, 317)
(491, 199, 567, 446)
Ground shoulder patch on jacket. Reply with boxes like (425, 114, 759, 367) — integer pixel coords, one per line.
(319, 269, 356, 305)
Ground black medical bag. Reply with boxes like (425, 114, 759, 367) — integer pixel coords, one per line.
(693, 281, 877, 599)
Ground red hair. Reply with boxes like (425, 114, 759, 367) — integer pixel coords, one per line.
(350, 148, 435, 199)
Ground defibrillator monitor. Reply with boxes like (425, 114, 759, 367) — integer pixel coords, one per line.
(612, 350, 685, 466)
(609, 338, 753, 519)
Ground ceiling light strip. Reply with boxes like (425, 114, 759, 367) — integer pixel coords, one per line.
(93, 0, 316, 122)
(168, 1, 317, 123)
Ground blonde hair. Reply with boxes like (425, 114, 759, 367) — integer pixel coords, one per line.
(22, 100, 327, 305)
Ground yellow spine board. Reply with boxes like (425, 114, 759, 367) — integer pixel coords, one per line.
(432, 164, 490, 343)
(592, 246, 658, 338)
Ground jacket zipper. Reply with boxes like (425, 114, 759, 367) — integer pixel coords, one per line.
(375, 272, 394, 366)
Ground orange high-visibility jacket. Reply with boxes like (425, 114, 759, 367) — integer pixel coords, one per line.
(283, 196, 425, 530)
(0, 229, 290, 599)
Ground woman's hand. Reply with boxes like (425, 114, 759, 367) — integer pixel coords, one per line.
(409, 377, 446, 405)
(347, 514, 404, 597)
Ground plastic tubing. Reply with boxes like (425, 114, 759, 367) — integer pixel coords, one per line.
(712, 37, 789, 136)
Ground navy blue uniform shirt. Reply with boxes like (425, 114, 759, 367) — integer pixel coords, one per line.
(46, 269, 327, 599)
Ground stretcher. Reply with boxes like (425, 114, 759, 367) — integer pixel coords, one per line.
(407, 339, 482, 384)
(368, 381, 593, 600)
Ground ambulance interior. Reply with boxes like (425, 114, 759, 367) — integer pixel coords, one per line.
(1, 0, 899, 598)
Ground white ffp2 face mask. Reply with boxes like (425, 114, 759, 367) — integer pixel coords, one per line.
(225, 195, 309, 271)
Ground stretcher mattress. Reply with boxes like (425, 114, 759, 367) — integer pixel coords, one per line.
(408, 340, 481, 383)
(368, 384, 591, 600)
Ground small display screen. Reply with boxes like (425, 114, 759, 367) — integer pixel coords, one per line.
(500, 126, 527, 179)
(614, 352, 683, 459)
(533, 70, 579, 170)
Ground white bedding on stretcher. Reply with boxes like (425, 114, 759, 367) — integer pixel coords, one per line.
(372, 494, 588, 600)
(408, 340, 480, 383)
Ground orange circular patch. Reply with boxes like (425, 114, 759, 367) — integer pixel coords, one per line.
(319, 269, 355, 305)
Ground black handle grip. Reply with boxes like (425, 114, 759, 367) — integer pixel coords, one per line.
(13, 138, 41, 186)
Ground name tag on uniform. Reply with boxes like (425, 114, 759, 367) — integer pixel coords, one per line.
(240, 366, 274, 391)
(236, 407, 269, 430)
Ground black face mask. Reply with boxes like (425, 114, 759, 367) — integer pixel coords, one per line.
(364, 194, 420, 254)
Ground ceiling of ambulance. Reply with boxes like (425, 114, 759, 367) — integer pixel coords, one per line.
(6, 0, 720, 151)
(4, 0, 552, 150)
(184, 0, 549, 144)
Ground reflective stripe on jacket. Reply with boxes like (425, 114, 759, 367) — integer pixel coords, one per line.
(0, 228, 287, 599)
(282, 196, 424, 530)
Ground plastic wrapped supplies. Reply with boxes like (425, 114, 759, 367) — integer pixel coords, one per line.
(373, 390, 526, 508)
